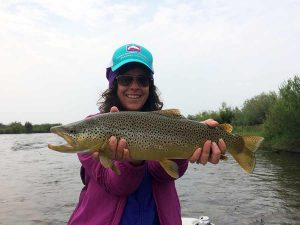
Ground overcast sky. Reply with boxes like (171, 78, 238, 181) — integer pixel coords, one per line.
(1, 0, 299, 124)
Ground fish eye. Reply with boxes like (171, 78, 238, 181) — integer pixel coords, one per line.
(69, 128, 76, 134)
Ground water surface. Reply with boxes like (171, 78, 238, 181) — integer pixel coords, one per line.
(0, 134, 299, 225)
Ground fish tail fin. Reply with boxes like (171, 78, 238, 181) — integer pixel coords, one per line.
(230, 136, 264, 173)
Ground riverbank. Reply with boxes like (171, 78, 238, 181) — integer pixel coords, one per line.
(0, 122, 61, 134)
(235, 125, 300, 153)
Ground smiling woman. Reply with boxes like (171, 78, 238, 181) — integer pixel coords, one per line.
(116, 68, 151, 111)
(98, 46, 163, 113)
(67, 43, 226, 225)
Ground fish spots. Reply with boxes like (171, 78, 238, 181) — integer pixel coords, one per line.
(57, 110, 239, 156)
(49, 110, 262, 173)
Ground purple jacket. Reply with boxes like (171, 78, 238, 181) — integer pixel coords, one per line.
(68, 153, 188, 225)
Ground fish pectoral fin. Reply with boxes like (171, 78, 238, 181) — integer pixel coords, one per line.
(218, 123, 233, 133)
(99, 155, 121, 175)
(159, 159, 179, 179)
(99, 141, 121, 175)
(99, 155, 112, 168)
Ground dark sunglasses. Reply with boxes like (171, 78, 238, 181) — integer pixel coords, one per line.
(116, 75, 152, 87)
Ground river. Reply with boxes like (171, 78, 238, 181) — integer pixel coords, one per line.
(0, 133, 299, 225)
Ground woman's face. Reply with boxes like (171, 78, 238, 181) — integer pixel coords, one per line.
(117, 67, 150, 111)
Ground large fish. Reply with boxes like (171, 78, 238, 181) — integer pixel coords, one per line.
(48, 109, 264, 178)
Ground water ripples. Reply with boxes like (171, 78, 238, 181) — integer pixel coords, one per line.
(0, 134, 299, 224)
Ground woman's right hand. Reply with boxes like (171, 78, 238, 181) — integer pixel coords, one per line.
(92, 106, 143, 165)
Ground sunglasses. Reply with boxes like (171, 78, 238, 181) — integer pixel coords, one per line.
(116, 75, 152, 87)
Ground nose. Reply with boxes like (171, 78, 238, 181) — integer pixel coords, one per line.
(128, 77, 140, 88)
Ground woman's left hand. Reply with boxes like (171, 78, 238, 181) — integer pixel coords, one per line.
(189, 119, 226, 165)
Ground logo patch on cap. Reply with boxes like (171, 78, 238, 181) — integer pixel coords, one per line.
(126, 45, 141, 52)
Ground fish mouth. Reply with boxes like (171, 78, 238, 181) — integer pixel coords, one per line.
(48, 126, 79, 152)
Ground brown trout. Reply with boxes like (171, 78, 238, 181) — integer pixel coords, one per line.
(48, 109, 264, 178)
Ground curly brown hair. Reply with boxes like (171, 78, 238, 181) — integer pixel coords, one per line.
(97, 63, 163, 113)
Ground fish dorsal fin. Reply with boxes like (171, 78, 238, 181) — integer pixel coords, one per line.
(153, 109, 185, 119)
(218, 123, 233, 133)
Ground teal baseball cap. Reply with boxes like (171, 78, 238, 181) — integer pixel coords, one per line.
(109, 44, 154, 73)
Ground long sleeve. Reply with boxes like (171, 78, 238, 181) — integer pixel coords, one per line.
(78, 153, 145, 196)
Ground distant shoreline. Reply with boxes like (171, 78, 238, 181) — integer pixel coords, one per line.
(0, 122, 61, 134)
(0, 132, 51, 134)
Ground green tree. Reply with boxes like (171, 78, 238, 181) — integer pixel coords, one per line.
(219, 102, 236, 124)
(0, 122, 61, 134)
(236, 92, 277, 125)
(264, 75, 300, 141)
(0, 123, 5, 134)
(9, 122, 24, 134)
(24, 122, 33, 133)
(32, 123, 61, 133)
(188, 103, 238, 123)
(188, 110, 221, 122)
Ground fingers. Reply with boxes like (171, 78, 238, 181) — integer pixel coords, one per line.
(116, 138, 127, 160)
(218, 138, 226, 155)
(209, 142, 221, 164)
(109, 136, 118, 157)
(109, 136, 128, 160)
(201, 119, 219, 127)
(189, 141, 211, 165)
(189, 139, 227, 165)
(92, 137, 130, 162)
(110, 106, 119, 113)
(189, 148, 202, 163)
(123, 148, 131, 161)
(199, 140, 211, 165)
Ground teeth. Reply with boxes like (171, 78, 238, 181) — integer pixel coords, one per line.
(126, 94, 140, 99)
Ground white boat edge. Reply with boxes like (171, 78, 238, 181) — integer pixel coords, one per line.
(182, 217, 200, 225)
(181, 216, 214, 225)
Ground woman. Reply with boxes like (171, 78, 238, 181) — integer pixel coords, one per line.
(68, 44, 226, 225)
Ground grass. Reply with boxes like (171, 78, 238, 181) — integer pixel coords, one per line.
(232, 124, 300, 152)
(233, 125, 265, 136)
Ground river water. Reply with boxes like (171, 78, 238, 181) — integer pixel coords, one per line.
(0, 133, 299, 225)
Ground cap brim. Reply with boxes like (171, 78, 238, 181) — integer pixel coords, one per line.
(111, 59, 154, 73)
